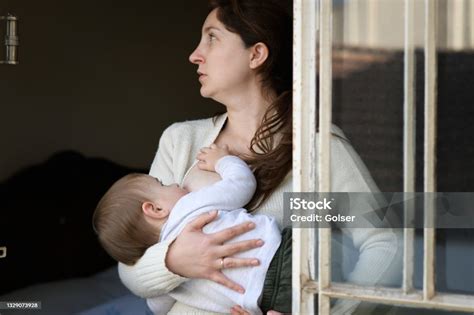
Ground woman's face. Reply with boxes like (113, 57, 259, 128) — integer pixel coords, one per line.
(189, 9, 253, 102)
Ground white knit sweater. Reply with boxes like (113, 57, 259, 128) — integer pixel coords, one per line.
(118, 113, 402, 314)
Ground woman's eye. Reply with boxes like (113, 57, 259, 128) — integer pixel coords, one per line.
(208, 33, 216, 42)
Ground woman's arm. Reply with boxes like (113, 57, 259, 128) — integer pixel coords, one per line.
(119, 211, 263, 297)
(118, 239, 185, 298)
(331, 136, 402, 285)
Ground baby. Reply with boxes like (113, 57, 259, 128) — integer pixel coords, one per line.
(93, 145, 291, 315)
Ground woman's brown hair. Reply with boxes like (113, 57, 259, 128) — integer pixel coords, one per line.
(209, 0, 293, 210)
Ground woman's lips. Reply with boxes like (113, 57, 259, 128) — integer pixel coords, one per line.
(198, 74, 207, 82)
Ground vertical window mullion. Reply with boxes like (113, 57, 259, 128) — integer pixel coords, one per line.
(470, 0, 474, 48)
(423, 0, 438, 301)
(346, 0, 360, 46)
(318, 0, 333, 314)
(293, 0, 317, 313)
(367, 0, 378, 48)
(403, 0, 416, 294)
(451, 0, 467, 50)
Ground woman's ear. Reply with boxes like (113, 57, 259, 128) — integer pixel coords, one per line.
(249, 42, 269, 69)
(142, 201, 170, 219)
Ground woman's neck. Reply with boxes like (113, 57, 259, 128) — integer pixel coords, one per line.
(222, 86, 276, 144)
(219, 105, 272, 157)
(224, 110, 264, 143)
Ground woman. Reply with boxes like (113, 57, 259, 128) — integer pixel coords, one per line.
(119, 1, 401, 314)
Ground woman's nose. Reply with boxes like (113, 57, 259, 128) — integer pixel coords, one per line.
(189, 47, 204, 64)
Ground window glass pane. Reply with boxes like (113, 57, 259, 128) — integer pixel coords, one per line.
(325, 0, 411, 288)
(310, 0, 474, 312)
(417, 0, 474, 296)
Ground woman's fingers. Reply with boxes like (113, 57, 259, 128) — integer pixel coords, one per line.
(170, 215, 261, 292)
(196, 147, 210, 160)
(230, 306, 244, 315)
(211, 221, 257, 244)
(219, 238, 264, 257)
(185, 210, 219, 231)
(197, 160, 208, 170)
(196, 151, 208, 161)
(231, 305, 250, 315)
(209, 271, 245, 293)
(200, 147, 210, 154)
(220, 257, 260, 269)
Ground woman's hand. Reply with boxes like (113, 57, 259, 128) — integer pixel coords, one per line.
(231, 305, 283, 315)
(165, 210, 263, 293)
(231, 305, 250, 315)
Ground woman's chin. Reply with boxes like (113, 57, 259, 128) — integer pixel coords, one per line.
(199, 87, 214, 98)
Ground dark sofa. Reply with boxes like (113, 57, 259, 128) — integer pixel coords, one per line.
(0, 151, 146, 296)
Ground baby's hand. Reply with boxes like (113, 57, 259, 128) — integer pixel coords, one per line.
(196, 144, 230, 172)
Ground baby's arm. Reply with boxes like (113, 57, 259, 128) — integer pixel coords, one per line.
(189, 144, 257, 210)
(159, 145, 257, 239)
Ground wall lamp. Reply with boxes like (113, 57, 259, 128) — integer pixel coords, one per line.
(0, 14, 19, 65)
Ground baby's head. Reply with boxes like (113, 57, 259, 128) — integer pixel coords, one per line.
(93, 173, 187, 265)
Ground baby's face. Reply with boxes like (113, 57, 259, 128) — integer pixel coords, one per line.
(150, 178, 188, 213)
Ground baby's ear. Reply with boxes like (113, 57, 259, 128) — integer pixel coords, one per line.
(142, 202, 159, 217)
(142, 201, 169, 219)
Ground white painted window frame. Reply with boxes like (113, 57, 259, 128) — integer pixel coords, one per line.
(292, 0, 474, 313)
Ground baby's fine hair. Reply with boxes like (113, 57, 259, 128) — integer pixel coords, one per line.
(93, 173, 161, 265)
